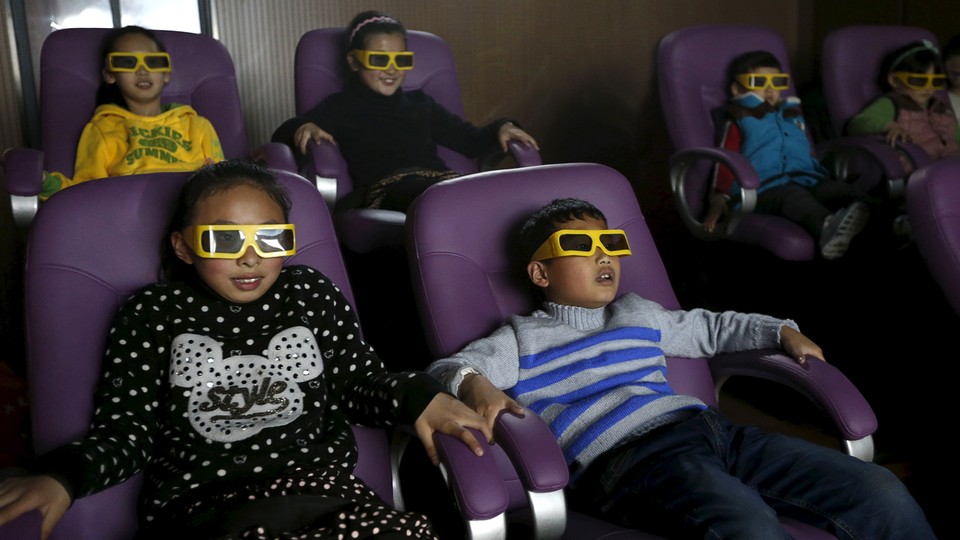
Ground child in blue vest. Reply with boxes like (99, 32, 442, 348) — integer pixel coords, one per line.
(703, 50, 868, 260)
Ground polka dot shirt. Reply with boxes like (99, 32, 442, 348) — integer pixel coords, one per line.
(36, 266, 443, 537)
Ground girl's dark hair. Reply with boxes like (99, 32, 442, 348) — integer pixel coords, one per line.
(880, 40, 942, 90)
(95, 25, 167, 108)
(163, 160, 291, 280)
(726, 50, 782, 93)
(343, 11, 407, 82)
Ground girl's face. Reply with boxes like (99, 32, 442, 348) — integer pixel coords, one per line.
(889, 64, 938, 108)
(171, 184, 286, 304)
(102, 32, 170, 116)
(348, 32, 407, 96)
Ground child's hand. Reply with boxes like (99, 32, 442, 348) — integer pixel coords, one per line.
(703, 193, 730, 233)
(458, 373, 525, 433)
(498, 123, 540, 152)
(0, 475, 70, 540)
(294, 122, 336, 155)
(883, 122, 912, 147)
(779, 326, 825, 365)
(414, 393, 493, 466)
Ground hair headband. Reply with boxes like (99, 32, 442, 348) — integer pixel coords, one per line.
(349, 16, 398, 43)
(890, 39, 940, 72)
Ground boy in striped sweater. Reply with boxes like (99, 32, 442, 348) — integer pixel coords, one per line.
(427, 198, 932, 539)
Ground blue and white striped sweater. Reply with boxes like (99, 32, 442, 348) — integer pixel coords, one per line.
(428, 293, 793, 469)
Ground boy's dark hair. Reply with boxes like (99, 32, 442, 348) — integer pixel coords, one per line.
(96, 25, 167, 108)
(880, 40, 942, 90)
(726, 50, 782, 93)
(164, 160, 291, 280)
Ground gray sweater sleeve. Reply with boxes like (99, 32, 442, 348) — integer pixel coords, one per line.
(426, 323, 521, 396)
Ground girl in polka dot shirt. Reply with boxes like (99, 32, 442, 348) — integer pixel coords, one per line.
(0, 160, 490, 539)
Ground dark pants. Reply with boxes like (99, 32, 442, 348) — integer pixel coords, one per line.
(756, 181, 862, 239)
(569, 408, 934, 540)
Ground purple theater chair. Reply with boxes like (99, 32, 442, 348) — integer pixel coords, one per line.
(406, 162, 878, 539)
(2, 27, 296, 229)
(821, 25, 941, 198)
(907, 157, 960, 316)
(290, 27, 541, 254)
(658, 24, 878, 262)
(0, 169, 509, 540)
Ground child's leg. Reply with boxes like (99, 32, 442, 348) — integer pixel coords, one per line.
(727, 414, 935, 539)
(756, 184, 832, 238)
(569, 409, 790, 539)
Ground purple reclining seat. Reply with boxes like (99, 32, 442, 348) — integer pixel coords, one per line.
(0, 170, 505, 540)
(658, 24, 816, 261)
(907, 157, 960, 316)
(821, 25, 941, 197)
(3, 28, 295, 227)
(407, 162, 877, 539)
(292, 28, 540, 253)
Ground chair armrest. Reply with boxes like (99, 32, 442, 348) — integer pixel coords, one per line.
(334, 209, 406, 254)
(669, 146, 760, 239)
(0, 510, 41, 540)
(507, 140, 543, 168)
(250, 142, 298, 174)
(303, 140, 349, 208)
(816, 135, 929, 198)
(3, 148, 44, 197)
(433, 429, 509, 521)
(709, 349, 877, 460)
(493, 411, 567, 492)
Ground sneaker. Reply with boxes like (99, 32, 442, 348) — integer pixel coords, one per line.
(820, 201, 869, 260)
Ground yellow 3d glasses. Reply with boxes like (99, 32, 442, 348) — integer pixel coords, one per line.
(184, 224, 296, 259)
(892, 72, 947, 90)
(352, 49, 414, 70)
(106, 52, 172, 73)
(531, 229, 632, 261)
(735, 73, 791, 91)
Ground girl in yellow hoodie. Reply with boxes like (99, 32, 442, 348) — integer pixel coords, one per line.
(41, 26, 224, 200)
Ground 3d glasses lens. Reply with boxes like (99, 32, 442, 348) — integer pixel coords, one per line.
(107, 52, 171, 72)
(189, 225, 296, 259)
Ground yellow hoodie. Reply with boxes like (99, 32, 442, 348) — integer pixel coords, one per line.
(42, 103, 225, 200)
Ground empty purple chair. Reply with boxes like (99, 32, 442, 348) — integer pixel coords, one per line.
(907, 157, 960, 316)
(2, 28, 296, 228)
(290, 27, 541, 254)
(821, 25, 941, 197)
(0, 169, 509, 540)
(406, 162, 878, 539)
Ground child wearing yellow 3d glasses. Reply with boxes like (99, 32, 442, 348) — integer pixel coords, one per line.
(41, 26, 224, 201)
(705, 50, 869, 260)
(847, 40, 960, 168)
(272, 10, 538, 212)
(0, 161, 488, 538)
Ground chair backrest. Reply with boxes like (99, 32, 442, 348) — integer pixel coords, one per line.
(294, 27, 476, 175)
(906, 157, 960, 316)
(38, 28, 249, 177)
(658, 24, 797, 222)
(821, 25, 939, 137)
(22, 168, 389, 539)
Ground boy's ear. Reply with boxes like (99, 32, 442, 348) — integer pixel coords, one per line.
(730, 82, 743, 97)
(103, 68, 116, 85)
(887, 72, 900, 89)
(527, 260, 549, 289)
(171, 231, 196, 265)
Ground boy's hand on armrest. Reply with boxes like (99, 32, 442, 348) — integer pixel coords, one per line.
(415, 393, 492, 465)
(293, 122, 336, 155)
(458, 374, 526, 434)
(883, 122, 912, 146)
(779, 326, 825, 365)
(0, 475, 70, 540)
(498, 123, 540, 152)
(703, 193, 730, 233)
